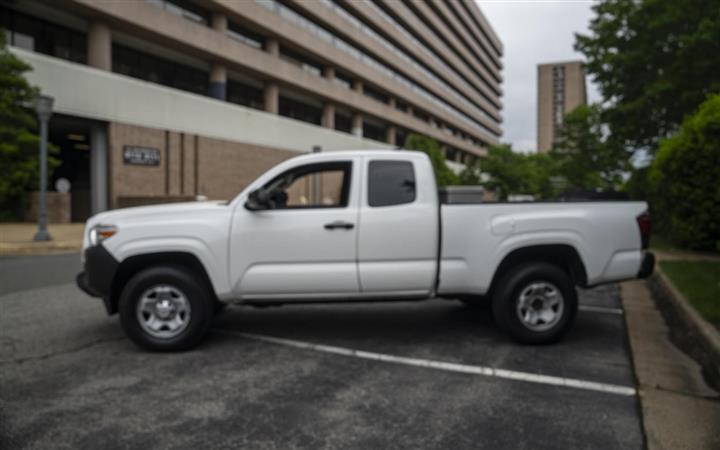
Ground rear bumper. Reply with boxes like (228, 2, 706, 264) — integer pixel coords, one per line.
(637, 251, 655, 279)
(76, 243, 119, 314)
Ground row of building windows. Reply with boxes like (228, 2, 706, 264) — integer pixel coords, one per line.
(254, 0, 498, 140)
(1, 7, 86, 63)
(407, 0, 500, 86)
(354, 0, 500, 107)
(137, 0, 495, 147)
(327, 0, 499, 126)
(112, 43, 209, 96)
(1, 3, 480, 163)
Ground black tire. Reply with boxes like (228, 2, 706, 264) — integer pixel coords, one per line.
(119, 265, 214, 351)
(491, 263, 577, 344)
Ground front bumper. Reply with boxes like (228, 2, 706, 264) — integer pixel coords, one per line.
(76, 243, 119, 314)
(637, 251, 655, 279)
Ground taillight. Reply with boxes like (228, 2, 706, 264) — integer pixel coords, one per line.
(636, 211, 651, 249)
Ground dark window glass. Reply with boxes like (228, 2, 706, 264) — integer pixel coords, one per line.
(334, 112, 352, 133)
(263, 162, 352, 209)
(279, 94, 322, 125)
(396, 128, 408, 148)
(363, 121, 386, 142)
(112, 44, 208, 96)
(227, 21, 265, 49)
(227, 79, 264, 110)
(146, 0, 210, 25)
(368, 160, 415, 207)
(279, 45, 322, 77)
(363, 85, 388, 104)
(1, 7, 86, 63)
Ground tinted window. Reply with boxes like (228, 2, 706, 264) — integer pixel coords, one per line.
(368, 161, 416, 207)
(264, 162, 351, 209)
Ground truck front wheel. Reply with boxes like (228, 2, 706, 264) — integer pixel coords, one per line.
(491, 263, 577, 344)
(118, 266, 214, 351)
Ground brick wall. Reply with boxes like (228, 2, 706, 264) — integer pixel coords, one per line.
(108, 122, 295, 207)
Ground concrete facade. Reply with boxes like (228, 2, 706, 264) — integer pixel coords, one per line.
(537, 61, 586, 152)
(3, 0, 503, 218)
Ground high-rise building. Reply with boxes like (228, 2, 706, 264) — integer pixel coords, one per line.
(2, 0, 503, 220)
(537, 60, 586, 152)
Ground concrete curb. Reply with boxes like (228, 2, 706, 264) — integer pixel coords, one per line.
(0, 242, 81, 257)
(647, 269, 720, 390)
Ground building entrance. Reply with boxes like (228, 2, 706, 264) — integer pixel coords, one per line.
(48, 115, 94, 221)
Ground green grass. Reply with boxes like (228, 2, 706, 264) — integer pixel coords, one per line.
(650, 234, 682, 252)
(660, 261, 720, 329)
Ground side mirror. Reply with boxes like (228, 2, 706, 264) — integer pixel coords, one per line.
(245, 188, 271, 211)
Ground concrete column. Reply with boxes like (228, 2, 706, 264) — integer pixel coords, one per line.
(209, 13, 228, 100)
(322, 103, 335, 129)
(264, 82, 279, 114)
(388, 97, 396, 109)
(87, 22, 111, 71)
(90, 123, 108, 214)
(209, 64, 227, 100)
(351, 80, 363, 137)
(323, 66, 335, 81)
(263, 38, 280, 113)
(386, 125, 396, 145)
(211, 12, 227, 32)
(265, 38, 279, 56)
(352, 113, 363, 137)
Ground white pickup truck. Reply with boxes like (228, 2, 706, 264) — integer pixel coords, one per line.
(77, 150, 654, 351)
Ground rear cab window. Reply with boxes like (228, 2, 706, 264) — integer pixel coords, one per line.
(368, 160, 416, 207)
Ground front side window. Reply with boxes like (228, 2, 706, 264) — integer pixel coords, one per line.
(368, 160, 416, 207)
(264, 162, 352, 209)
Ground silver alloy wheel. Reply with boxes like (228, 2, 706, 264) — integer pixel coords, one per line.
(515, 281, 564, 332)
(136, 284, 191, 339)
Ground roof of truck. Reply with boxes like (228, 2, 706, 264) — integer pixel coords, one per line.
(287, 149, 427, 162)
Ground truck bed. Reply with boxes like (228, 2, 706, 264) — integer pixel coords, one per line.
(438, 201, 647, 295)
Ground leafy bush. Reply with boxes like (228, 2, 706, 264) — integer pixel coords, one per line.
(648, 95, 720, 251)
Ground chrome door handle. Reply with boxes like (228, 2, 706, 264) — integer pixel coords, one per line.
(324, 221, 354, 230)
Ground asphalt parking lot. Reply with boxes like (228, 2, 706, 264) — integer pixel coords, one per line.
(1, 253, 644, 449)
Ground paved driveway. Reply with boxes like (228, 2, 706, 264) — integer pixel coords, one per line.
(0, 253, 643, 449)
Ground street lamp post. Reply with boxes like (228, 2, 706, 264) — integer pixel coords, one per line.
(33, 95, 54, 242)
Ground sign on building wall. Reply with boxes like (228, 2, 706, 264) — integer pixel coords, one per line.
(123, 146, 161, 166)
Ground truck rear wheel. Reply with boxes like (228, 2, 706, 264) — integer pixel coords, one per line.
(491, 263, 577, 344)
(119, 266, 214, 351)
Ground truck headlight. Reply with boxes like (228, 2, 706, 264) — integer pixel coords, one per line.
(89, 224, 117, 246)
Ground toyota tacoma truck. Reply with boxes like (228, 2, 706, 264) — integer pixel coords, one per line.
(77, 150, 654, 351)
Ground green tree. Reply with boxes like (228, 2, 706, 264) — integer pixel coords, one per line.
(0, 32, 57, 219)
(457, 158, 482, 185)
(478, 144, 536, 200)
(648, 95, 720, 251)
(575, 0, 720, 152)
(403, 133, 459, 187)
(526, 152, 559, 199)
(551, 104, 628, 190)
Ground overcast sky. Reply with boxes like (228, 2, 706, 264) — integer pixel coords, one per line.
(476, 1, 601, 153)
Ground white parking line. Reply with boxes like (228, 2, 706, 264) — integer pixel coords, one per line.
(217, 330, 637, 397)
(579, 305, 624, 315)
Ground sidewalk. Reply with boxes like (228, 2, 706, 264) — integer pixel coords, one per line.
(0, 222, 84, 256)
(622, 280, 720, 450)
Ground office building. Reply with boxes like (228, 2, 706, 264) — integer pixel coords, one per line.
(2, 0, 503, 219)
(537, 60, 586, 152)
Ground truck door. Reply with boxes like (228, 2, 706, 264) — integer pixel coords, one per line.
(231, 160, 360, 297)
(357, 156, 439, 295)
